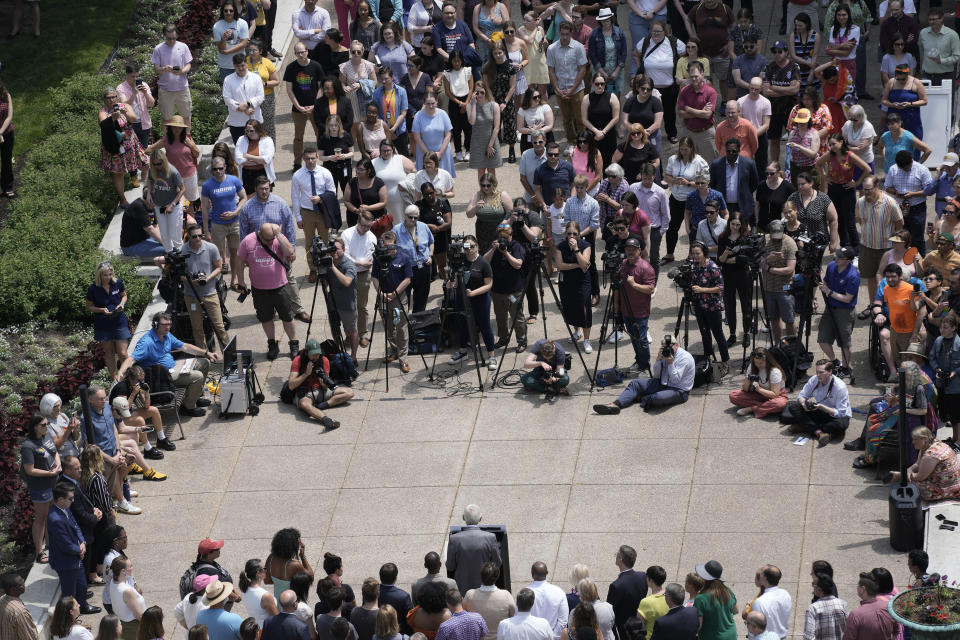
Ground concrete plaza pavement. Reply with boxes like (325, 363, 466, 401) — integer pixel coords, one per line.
(81, 2, 942, 639)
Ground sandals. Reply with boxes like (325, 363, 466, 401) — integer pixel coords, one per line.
(36, 551, 48, 564)
(230, 283, 244, 293)
(852, 456, 871, 469)
(2, 190, 15, 199)
(88, 575, 105, 585)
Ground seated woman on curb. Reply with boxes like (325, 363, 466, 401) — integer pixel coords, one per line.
(890, 426, 960, 500)
(728, 348, 788, 418)
(285, 338, 354, 430)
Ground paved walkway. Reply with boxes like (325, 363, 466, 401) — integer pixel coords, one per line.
(82, 2, 941, 639)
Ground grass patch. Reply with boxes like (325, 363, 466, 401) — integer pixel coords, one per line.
(2, 0, 140, 156)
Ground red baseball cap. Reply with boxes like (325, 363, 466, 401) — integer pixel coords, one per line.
(198, 538, 225, 555)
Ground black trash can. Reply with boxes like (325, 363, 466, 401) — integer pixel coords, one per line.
(889, 482, 924, 551)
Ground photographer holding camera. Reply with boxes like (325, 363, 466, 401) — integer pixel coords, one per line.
(508, 203, 544, 324)
(779, 359, 852, 446)
(326, 238, 360, 360)
(485, 222, 527, 353)
(593, 336, 695, 414)
(761, 220, 798, 344)
(372, 231, 412, 374)
(521, 340, 570, 395)
(285, 338, 354, 430)
(817, 247, 860, 377)
(716, 212, 756, 348)
(154, 224, 230, 351)
(447, 235, 498, 370)
(728, 348, 788, 418)
(620, 238, 656, 373)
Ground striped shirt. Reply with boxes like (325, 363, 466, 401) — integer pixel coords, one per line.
(595, 178, 630, 228)
(563, 194, 601, 234)
(855, 193, 903, 250)
(885, 161, 934, 207)
(631, 181, 671, 229)
(239, 194, 298, 245)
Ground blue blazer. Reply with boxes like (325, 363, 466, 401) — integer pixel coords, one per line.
(708, 155, 759, 224)
(649, 605, 699, 640)
(261, 612, 311, 640)
(607, 569, 648, 633)
(47, 505, 85, 572)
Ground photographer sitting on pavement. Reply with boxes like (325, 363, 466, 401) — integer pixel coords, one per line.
(485, 221, 528, 353)
(619, 238, 656, 373)
(285, 338, 354, 429)
(119, 197, 166, 258)
(118, 312, 216, 418)
(236, 222, 300, 361)
(728, 348, 788, 418)
(592, 336, 695, 414)
(372, 231, 413, 374)
(326, 238, 361, 361)
(761, 220, 798, 345)
(154, 224, 231, 351)
(779, 359, 852, 446)
(521, 340, 570, 395)
(817, 247, 860, 378)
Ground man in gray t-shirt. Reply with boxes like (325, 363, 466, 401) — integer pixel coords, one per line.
(326, 238, 360, 359)
(161, 223, 231, 349)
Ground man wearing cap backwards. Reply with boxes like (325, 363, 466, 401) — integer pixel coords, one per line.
(817, 247, 860, 379)
(197, 579, 245, 640)
(780, 359, 852, 446)
(761, 43, 800, 166)
(931, 154, 960, 218)
(922, 231, 960, 280)
(287, 338, 354, 429)
(761, 220, 798, 345)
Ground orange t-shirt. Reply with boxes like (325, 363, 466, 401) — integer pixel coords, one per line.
(884, 281, 917, 334)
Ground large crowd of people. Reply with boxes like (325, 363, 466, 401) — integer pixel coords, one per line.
(13, 0, 960, 637)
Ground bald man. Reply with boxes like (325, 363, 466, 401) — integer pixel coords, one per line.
(446, 504, 502, 595)
(262, 589, 311, 640)
(526, 562, 568, 640)
(715, 100, 759, 159)
(737, 77, 771, 173)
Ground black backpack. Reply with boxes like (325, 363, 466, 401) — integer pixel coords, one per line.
(769, 336, 813, 390)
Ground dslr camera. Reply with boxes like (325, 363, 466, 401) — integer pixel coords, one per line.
(804, 397, 819, 411)
(512, 208, 530, 231)
(661, 335, 675, 360)
(191, 271, 208, 286)
(311, 237, 337, 274)
(164, 247, 189, 272)
(493, 237, 510, 252)
(448, 234, 467, 269)
(747, 373, 761, 392)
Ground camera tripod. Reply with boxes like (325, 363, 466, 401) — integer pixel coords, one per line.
(672, 284, 696, 349)
(430, 257, 486, 390)
(738, 263, 771, 373)
(303, 247, 349, 357)
(363, 258, 429, 392)
(788, 267, 819, 391)
(589, 266, 650, 392)
(165, 257, 223, 352)
(487, 244, 593, 389)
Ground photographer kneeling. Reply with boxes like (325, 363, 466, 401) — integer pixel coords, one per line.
(779, 359, 852, 446)
(593, 336, 695, 414)
(728, 348, 788, 418)
(324, 238, 361, 361)
(521, 340, 570, 395)
(285, 339, 354, 429)
(485, 221, 528, 353)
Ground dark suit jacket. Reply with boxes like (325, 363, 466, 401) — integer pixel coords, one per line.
(60, 475, 96, 535)
(649, 606, 699, 640)
(379, 584, 413, 634)
(47, 505, 85, 572)
(261, 612, 311, 640)
(607, 569, 647, 634)
(446, 526, 502, 595)
(708, 155, 759, 224)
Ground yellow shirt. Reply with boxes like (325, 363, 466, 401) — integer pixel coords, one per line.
(637, 593, 669, 640)
(676, 56, 711, 81)
(247, 56, 277, 96)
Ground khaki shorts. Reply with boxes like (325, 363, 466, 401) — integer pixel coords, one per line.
(890, 330, 915, 357)
(858, 246, 886, 281)
(210, 220, 241, 251)
(158, 87, 193, 122)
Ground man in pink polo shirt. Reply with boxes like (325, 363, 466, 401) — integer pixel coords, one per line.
(677, 60, 719, 162)
(236, 223, 300, 360)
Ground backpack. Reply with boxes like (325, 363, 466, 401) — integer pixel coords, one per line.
(769, 336, 813, 390)
(178, 560, 214, 599)
(636, 34, 679, 78)
(320, 339, 359, 384)
(692, 354, 714, 388)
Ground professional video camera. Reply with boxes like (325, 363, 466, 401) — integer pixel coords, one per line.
(795, 231, 829, 274)
(667, 259, 694, 291)
(729, 233, 764, 267)
(373, 241, 396, 268)
(448, 234, 467, 269)
(310, 237, 337, 275)
(164, 247, 189, 272)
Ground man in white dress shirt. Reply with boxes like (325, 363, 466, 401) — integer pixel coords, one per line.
(292, 0, 331, 51)
(291, 148, 336, 282)
(747, 565, 792, 640)
(222, 54, 265, 143)
(525, 563, 568, 640)
(497, 589, 554, 640)
(340, 212, 378, 347)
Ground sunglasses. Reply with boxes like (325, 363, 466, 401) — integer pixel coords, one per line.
(765, 171, 776, 176)
(190, 233, 204, 239)
(566, 232, 579, 236)
(532, 94, 541, 99)
(212, 166, 226, 172)
(594, 81, 605, 87)
(639, 87, 652, 92)
(547, 152, 559, 157)
(480, 183, 493, 187)
(772, 48, 785, 53)
(504, 29, 515, 34)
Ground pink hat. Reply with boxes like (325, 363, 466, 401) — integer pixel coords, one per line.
(193, 573, 216, 593)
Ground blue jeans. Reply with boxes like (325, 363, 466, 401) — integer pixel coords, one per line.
(616, 377, 688, 408)
(521, 370, 570, 392)
(623, 316, 650, 370)
(121, 238, 166, 258)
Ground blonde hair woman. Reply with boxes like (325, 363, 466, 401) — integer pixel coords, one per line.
(85, 261, 130, 380)
(466, 173, 513, 253)
(567, 564, 590, 608)
(467, 80, 502, 180)
(145, 148, 187, 251)
(318, 113, 355, 196)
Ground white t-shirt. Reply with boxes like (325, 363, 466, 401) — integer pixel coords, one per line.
(54, 625, 95, 640)
(443, 67, 473, 96)
(752, 366, 784, 391)
(737, 94, 772, 131)
(841, 118, 876, 164)
(634, 37, 686, 87)
(341, 225, 379, 272)
(546, 203, 566, 235)
(829, 24, 860, 61)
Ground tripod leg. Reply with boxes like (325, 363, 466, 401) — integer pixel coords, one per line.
(363, 280, 382, 371)
(491, 264, 539, 388)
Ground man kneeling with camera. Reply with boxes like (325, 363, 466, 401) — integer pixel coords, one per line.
(284, 338, 354, 429)
(593, 336, 695, 414)
(521, 340, 570, 395)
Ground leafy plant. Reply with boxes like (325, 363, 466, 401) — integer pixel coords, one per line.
(894, 577, 960, 626)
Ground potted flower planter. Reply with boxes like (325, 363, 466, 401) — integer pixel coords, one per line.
(889, 584, 960, 640)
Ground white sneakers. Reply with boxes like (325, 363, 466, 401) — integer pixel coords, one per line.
(117, 499, 142, 515)
(584, 340, 593, 354)
(488, 356, 498, 371)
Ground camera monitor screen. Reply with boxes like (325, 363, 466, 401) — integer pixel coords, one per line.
(223, 336, 237, 373)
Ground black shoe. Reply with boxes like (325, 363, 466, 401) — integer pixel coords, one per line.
(270, 48, 282, 58)
(726, 333, 736, 347)
(195, 398, 212, 408)
(157, 438, 177, 451)
(843, 439, 865, 451)
(493, 338, 508, 349)
(289, 340, 300, 359)
(179, 406, 206, 418)
(515, 340, 527, 354)
(267, 339, 280, 360)
(319, 416, 340, 430)
(85, 590, 94, 599)
(143, 448, 164, 460)
(508, 149, 516, 163)
(593, 404, 621, 415)
(79, 606, 102, 615)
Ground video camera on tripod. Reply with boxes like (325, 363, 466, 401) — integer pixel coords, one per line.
(728, 233, 765, 268)
(667, 259, 695, 291)
(795, 231, 830, 275)
(310, 236, 338, 276)
(448, 234, 468, 269)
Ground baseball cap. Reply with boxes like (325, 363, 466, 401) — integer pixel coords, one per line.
(835, 247, 855, 260)
(111, 397, 132, 418)
(305, 338, 324, 357)
(198, 538, 225, 555)
(768, 219, 785, 239)
(943, 153, 959, 167)
(771, 40, 788, 51)
(624, 237, 641, 249)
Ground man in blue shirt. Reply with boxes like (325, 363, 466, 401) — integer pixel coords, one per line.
(393, 204, 434, 313)
(779, 359, 853, 446)
(432, 2, 475, 60)
(197, 580, 244, 640)
(593, 337, 696, 413)
(118, 312, 219, 417)
(201, 156, 248, 290)
(817, 247, 860, 378)
(533, 143, 576, 210)
(372, 231, 413, 373)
